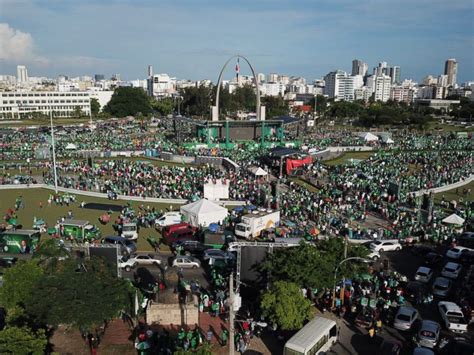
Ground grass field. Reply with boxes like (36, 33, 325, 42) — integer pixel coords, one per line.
(433, 180, 474, 204)
(0, 188, 180, 252)
(323, 151, 374, 166)
(290, 178, 319, 193)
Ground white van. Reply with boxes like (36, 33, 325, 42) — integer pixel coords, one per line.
(284, 316, 338, 355)
(155, 212, 182, 228)
(121, 222, 138, 240)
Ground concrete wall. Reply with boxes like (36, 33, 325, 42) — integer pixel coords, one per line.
(146, 302, 199, 326)
(411, 175, 474, 197)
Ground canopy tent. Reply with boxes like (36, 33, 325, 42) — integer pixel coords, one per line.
(65, 143, 77, 150)
(249, 167, 268, 176)
(442, 213, 465, 225)
(382, 136, 394, 144)
(359, 132, 379, 142)
(180, 198, 228, 227)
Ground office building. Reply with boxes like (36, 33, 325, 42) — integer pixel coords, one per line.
(94, 74, 105, 81)
(444, 58, 457, 86)
(388, 66, 401, 84)
(0, 91, 91, 119)
(373, 75, 392, 102)
(16, 65, 28, 84)
(352, 59, 368, 76)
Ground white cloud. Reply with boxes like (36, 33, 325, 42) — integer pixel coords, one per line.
(0, 22, 48, 64)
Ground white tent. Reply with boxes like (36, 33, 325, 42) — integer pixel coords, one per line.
(381, 136, 394, 144)
(65, 143, 77, 150)
(180, 199, 228, 227)
(359, 132, 379, 142)
(442, 213, 465, 225)
(204, 179, 229, 200)
(249, 167, 268, 176)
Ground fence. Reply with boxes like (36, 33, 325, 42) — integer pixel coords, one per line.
(411, 175, 474, 197)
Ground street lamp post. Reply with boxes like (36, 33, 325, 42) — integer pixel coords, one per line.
(49, 102, 58, 193)
(332, 257, 370, 310)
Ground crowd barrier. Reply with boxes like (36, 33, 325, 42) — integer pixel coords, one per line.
(411, 175, 474, 197)
(0, 184, 246, 207)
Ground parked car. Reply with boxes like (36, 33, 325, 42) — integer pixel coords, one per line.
(367, 250, 381, 261)
(118, 256, 137, 272)
(416, 320, 440, 349)
(441, 262, 462, 279)
(370, 240, 402, 252)
(172, 256, 201, 269)
(203, 249, 236, 261)
(415, 266, 434, 283)
(458, 250, 474, 266)
(103, 236, 137, 255)
(432, 277, 452, 298)
(171, 240, 207, 256)
(394, 306, 419, 331)
(424, 252, 443, 266)
(446, 246, 472, 260)
(130, 253, 163, 267)
(438, 301, 468, 333)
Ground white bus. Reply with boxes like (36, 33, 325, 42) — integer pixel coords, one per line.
(284, 316, 338, 355)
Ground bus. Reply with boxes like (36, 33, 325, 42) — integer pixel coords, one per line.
(284, 316, 338, 355)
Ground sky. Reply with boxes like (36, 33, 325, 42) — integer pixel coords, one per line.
(0, 0, 473, 83)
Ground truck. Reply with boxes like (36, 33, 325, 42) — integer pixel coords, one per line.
(121, 222, 139, 240)
(203, 229, 235, 249)
(60, 219, 101, 242)
(0, 230, 41, 254)
(235, 209, 280, 239)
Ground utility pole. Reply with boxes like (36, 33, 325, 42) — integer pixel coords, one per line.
(229, 272, 235, 355)
(50, 103, 58, 193)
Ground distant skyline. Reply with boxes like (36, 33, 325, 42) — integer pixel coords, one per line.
(0, 0, 473, 83)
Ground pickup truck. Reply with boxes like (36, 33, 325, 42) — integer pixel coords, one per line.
(438, 301, 468, 333)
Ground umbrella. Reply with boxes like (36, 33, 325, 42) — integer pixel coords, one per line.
(309, 227, 320, 236)
(208, 223, 219, 233)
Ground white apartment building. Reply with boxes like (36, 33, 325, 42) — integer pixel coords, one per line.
(354, 87, 372, 102)
(17, 65, 28, 84)
(87, 89, 113, 111)
(373, 75, 392, 102)
(267, 73, 279, 83)
(0, 91, 91, 119)
(262, 82, 286, 96)
(323, 71, 362, 101)
(147, 74, 176, 98)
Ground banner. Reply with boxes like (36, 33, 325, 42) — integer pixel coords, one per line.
(286, 156, 312, 175)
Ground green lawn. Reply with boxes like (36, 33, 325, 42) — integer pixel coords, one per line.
(290, 178, 319, 193)
(323, 151, 374, 166)
(434, 180, 474, 204)
(0, 188, 180, 252)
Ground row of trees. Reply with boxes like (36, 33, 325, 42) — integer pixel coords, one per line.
(259, 239, 368, 330)
(102, 85, 290, 119)
(0, 240, 133, 353)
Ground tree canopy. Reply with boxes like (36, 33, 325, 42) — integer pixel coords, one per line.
(0, 326, 47, 355)
(90, 98, 100, 117)
(104, 87, 152, 117)
(260, 239, 368, 291)
(24, 258, 132, 333)
(261, 281, 311, 330)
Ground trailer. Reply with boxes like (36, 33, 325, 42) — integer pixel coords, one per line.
(235, 210, 280, 239)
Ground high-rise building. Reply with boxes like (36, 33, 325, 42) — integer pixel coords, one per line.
(257, 73, 265, 84)
(148, 65, 153, 77)
(444, 58, 457, 86)
(267, 73, 279, 83)
(94, 74, 105, 81)
(388, 66, 401, 84)
(323, 70, 362, 101)
(437, 75, 448, 87)
(373, 74, 392, 102)
(16, 65, 28, 83)
(352, 59, 368, 76)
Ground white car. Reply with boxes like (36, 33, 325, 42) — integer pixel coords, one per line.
(130, 253, 163, 267)
(438, 301, 468, 333)
(414, 266, 433, 283)
(172, 256, 201, 269)
(441, 262, 462, 279)
(369, 240, 402, 253)
(446, 246, 472, 259)
(367, 250, 381, 261)
(119, 256, 137, 272)
(393, 306, 419, 331)
(121, 222, 139, 240)
(155, 212, 182, 228)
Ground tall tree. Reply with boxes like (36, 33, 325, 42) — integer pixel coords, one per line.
(24, 258, 133, 336)
(261, 281, 311, 330)
(0, 260, 44, 310)
(150, 97, 175, 116)
(90, 98, 100, 117)
(263, 96, 289, 118)
(104, 87, 152, 117)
